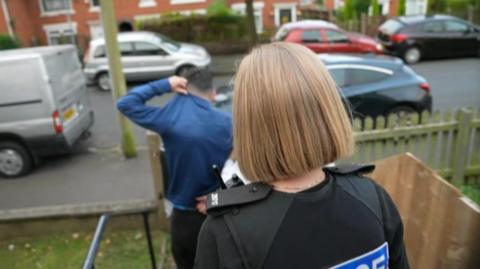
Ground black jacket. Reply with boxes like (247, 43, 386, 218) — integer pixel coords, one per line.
(195, 164, 410, 269)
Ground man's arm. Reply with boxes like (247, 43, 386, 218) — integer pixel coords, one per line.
(116, 77, 187, 133)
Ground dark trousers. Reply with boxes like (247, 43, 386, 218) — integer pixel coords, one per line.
(171, 208, 206, 269)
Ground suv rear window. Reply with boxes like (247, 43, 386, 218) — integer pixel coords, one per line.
(379, 19, 404, 35)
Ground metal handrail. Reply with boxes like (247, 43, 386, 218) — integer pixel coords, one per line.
(82, 211, 157, 269)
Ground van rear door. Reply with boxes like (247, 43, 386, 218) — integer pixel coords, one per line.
(42, 46, 93, 146)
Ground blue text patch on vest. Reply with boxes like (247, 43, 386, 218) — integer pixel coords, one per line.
(330, 242, 389, 269)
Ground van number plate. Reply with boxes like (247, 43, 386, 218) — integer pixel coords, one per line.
(63, 105, 78, 123)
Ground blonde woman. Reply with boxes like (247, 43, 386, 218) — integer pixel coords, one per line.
(194, 43, 409, 269)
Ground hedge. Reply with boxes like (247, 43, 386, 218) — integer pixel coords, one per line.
(137, 13, 247, 43)
(0, 34, 20, 50)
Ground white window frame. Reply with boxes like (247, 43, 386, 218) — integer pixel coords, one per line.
(178, 9, 207, 16)
(170, 0, 206, 5)
(406, 0, 427, 16)
(139, 0, 157, 8)
(39, 0, 74, 17)
(43, 22, 78, 45)
(89, 0, 100, 12)
(231, 2, 265, 33)
(274, 3, 297, 27)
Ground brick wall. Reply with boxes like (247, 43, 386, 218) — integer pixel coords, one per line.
(0, 0, 304, 48)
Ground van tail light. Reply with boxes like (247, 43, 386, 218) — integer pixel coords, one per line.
(390, 33, 408, 43)
(420, 82, 430, 93)
(52, 111, 63, 134)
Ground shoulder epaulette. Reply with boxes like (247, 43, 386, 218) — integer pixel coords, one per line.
(324, 163, 375, 175)
(206, 183, 272, 214)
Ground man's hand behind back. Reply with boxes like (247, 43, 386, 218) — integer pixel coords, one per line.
(169, 76, 188, 95)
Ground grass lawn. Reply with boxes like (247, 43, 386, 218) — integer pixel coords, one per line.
(461, 182, 480, 205)
(0, 230, 174, 269)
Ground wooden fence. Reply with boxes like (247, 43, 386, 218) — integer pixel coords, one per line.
(349, 108, 480, 186)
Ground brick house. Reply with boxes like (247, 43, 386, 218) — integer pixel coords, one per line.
(0, 0, 316, 49)
(323, 0, 428, 17)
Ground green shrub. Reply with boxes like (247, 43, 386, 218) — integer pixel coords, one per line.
(0, 34, 20, 50)
(207, 0, 232, 17)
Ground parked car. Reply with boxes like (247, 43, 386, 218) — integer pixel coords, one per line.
(377, 15, 480, 64)
(273, 20, 383, 54)
(0, 45, 94, 178)
(215, 54, 432, 119)
(83, 31, 211, 91)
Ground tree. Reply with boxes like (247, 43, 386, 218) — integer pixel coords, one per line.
(245, 0, 258, 45)
(343, 0, 357, 20)
(370, 0, 380, 16)
(397, 0, 406, 16)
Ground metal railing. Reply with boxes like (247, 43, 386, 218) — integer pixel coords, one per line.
(82, 210, 158, 269)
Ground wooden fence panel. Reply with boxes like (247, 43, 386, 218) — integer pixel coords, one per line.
(369, 154, 480, 269)
(351, 109, 479, 183)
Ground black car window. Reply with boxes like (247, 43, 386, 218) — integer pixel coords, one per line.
(326, 30, 349, 43)
(134, 42, 168, 56)
(301, 30, 322, 43)
(444, 20, 469, 32)
(350, 69, 389, 85)
(329, 68, 348, 87)
(421, 21, 444, 33)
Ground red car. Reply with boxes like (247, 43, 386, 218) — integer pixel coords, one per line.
(273, 20, 382, 54)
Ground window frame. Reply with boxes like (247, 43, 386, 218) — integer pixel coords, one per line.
(301, 29, 323, 43)
(325, 29, 350, 43)
(43, 22, 77, 46)
(444, 20, 470, 33)
(39, 0, 74, 17)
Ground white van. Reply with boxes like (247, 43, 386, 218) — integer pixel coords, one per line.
(0, 45, 94, 178)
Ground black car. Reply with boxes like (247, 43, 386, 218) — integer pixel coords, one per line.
(215, 54, 432, 119)
(378, 15, 480, 64)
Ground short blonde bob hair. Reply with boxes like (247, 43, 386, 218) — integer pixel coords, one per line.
(233, 42, 353, 183)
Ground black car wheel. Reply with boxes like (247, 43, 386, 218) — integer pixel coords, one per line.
(96, 72, 111, 91)
(0, 141, 33, 178)
(403, 47, 421, 64)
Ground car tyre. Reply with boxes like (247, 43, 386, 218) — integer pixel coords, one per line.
(96, 72, 111, 91)
(403, 47, 421, 64)
(176, 65, 194, 77)
(387, 105, 417, 126)
(0, 141, 33, 178)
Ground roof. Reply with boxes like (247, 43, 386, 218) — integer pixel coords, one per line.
(318, 54, 404, 69)
(280, 20, 338, 30)
(0, 45, 76, 59)
(397, 14, 458, 24)
(90, 31, 159, 46)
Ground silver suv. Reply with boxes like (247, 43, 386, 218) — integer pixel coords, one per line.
(83, 31, 211, 91)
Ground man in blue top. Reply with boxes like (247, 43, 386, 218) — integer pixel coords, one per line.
(117, 69, 232, 269)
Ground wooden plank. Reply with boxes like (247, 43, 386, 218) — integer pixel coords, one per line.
(427, 111, 442, 168)
(364, 117, 374, 162)
(374, 116, 386, 160)
(407, 113, 420, 156)
(452, 109, 474, 185)
(369, 154, 480, 269)
(354, 122, 456, 142)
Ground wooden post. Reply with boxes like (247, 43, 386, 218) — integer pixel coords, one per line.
(452, 109, 473, 186)
(99, 0, 137, 158)
(361, 13, 367, 35)
(146, 131, 170, 232)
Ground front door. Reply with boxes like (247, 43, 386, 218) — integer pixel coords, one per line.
(444, 20, 478, 56)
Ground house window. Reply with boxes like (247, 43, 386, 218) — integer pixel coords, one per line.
(44, 22, 77, 45)
(274, 3, 297, 27)
(231, 2, 264, 33)
(139, 0, 157, 8)
(406, 0, 427, 15)
(170, 0, 206, 5)
(91, 0, 100, 6)
(40, 0, 72, 14)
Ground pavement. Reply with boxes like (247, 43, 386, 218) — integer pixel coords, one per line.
(0, 55, 479, 218)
